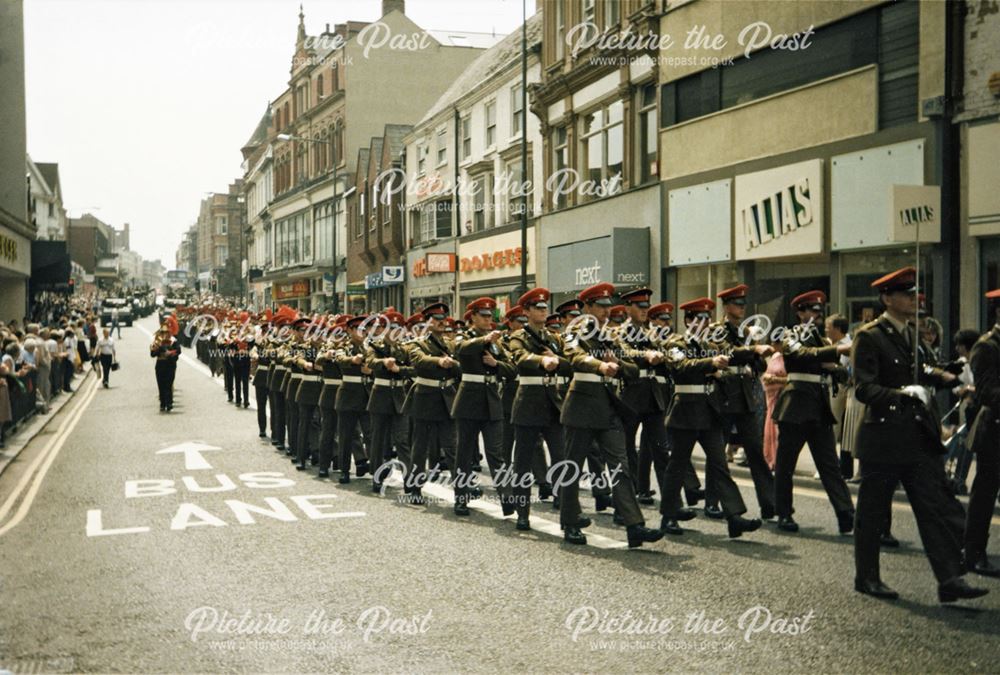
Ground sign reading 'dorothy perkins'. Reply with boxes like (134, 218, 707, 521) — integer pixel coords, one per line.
(735, 159, 823, 261)
(547, 228, 649, 293)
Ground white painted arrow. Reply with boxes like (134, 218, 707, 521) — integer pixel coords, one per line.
(155, 442, 223, 470)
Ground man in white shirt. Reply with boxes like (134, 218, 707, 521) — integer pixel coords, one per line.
(826, 314, 853, 478)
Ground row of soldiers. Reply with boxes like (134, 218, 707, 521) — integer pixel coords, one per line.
(198, 266, 996, 603)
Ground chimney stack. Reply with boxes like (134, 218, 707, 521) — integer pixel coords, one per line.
(382, 0, 404, 17)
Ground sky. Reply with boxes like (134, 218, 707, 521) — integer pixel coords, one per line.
(24, 0, 527, 267)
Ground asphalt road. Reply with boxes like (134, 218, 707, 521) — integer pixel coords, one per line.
(0, 315, 998, 673)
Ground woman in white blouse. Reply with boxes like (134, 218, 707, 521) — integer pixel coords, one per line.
(93, 328, 117, 388)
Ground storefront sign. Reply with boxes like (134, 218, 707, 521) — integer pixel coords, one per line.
(458, 227, 535, 283)
(412, 252, 455, 278)
(382, 265, 404, 284)
(273, 280, 310, 300)
(547, 228, 649, 293)
(890, 185, 941, 244)
(735, 159, 823, 261)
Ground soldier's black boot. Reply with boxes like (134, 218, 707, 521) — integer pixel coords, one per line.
(318, 469, 330, 478)
(516, 515, 530, 531)
(854, 578, 899, 600)
(966, 551, 1000, 578)
(339, 471, 350, 484)
(777, 516, 799, 532)
(355, 460, 370, 478)
(704, 504, 724, 519)
(880, 532, 900, 548)
(612, 511, 625, 525)
(372, 480, 382, 494)
(627, 524, 664, 548)
(659, 517, 684, 535)
(637, 491, 655, 505)
(563, 527, 587, 545)
(454, 496, 470, 516)
(685, 487, 705, 506)
(538, 483, 552, 500)
(676, 507, 697, 521)
(727, 516, 762, 539)
(938, 577, 989, 603)
(837, 509, 855, 535)
(594, 493, 612, 512)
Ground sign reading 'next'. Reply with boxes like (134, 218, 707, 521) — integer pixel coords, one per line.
(735, 159, 824, 261)
(547, 228, 649, 293)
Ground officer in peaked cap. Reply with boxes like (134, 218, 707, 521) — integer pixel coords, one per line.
(366, 310, 414, 493)
(451, 297, 516, 516)
(558, 282, 663, 548)
(706, 284, 776, 521)
(965, 287, 1000, 578)
(658, 298, 761, 539)
(773, 290, 855, 535)
(334, 315, 373, 484)
(853, 267, 986, 602)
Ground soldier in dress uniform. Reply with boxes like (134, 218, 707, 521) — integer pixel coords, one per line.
(657, 298, 762, 539)
(852, 267, 987, 602)
(773, 291, 855, 534)
(232, 320, 252, 409)
(706, 284, 776, 520)
(315, 315, 347, 478)
(608, 305, 627, 328)
(451, 298, 517, 516)
(405, 302, 460, 504)
(965, 288, 1000, 578)
(499, 305, 529, 488)
(545, 314, 563, 334)
(334, 315, 373, 484)
(282, 318, 309, 458)
(366, 310, 413, 493)
(267, 317, 291, 451)
(251, 323, 271, 438)
(293, 320, 324, 471)
(222, 325, 236, 403)
(615, 287, 669, 509)
(507, 288, 574, 530)
(559, 282, 663, 548)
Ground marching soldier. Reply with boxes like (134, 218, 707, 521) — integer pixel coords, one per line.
(267, 319, 290, 451)
(316, 316, 347, 478)
(334, 315, 373, 484)
(852, 267, 987, 602)
(251, 325, 270, 437)
(222, 328, 236, 403)
(232, 327, 252, 408)
(150, 325, 181, 412)
(657, 298, 761, 539)
(282, 318, 308, 458)
(615, 287, 668, 508)
(965, 288, 1000, 578)
(559, 282, 663, 548)
(451, 298, 516, 516)
(707, 285, 776, 520)
(499, 305, 528, 485)
(507, 288, 573, 530)
(366, 310, 413, 493)
(773, 291, 855, 534)
(405, 302, 460, 504)
(293, 320, 324, 471)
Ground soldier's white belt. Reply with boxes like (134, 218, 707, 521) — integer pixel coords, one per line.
(787, 373, 827, 384)
(414, 376, 455, 388)
(460, 374, 499, 384)
(724, 366, 753, 375)
(273, 366, 287, 372)
(290, 373, 303, 380)
(322, 378, 342, 385)
(518, 375, 560, 386)
(655, 376, 668, 384)
(637, 369, 658, 378)
(255, 365, 268, 373)
(573, 373, 615, 384)
(674, 384, 711, 395)
(341, 375, 366, 384)
(299, 374, 320, 382)
(373, 378, 406, 387)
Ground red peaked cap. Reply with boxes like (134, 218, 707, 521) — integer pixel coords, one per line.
(503, 305, 527, 323)
(871, 266, 917, 294)
(620, 287, 652, 306)
(462, 309, 473, 323)
(648, 302, 674, 319)
(517, 287, 551, 309)
(346, 315, 369, 329)
(679, 297, 716, 314)
(545, 313, 562, 326)
(422, 302, 449, 318)
(791, 290, 827, 309)
(404, 312, 424, 328)
(609, 305, 627, 320)
(717, 284, 749, 301)
(578, 282, 615, 306)
(556, 298, 584, 316)
(467, 297, 497, 315)
(382, 310, 405, 325)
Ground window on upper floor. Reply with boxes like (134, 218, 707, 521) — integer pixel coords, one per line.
(485, 101, 497, 149)
(511, 85, 523, 138)
(471, 172, 494, 232)
(436, 127, 448, 165)
(503, 157, 533, 225)
(579, 99, 623, 202)
(417, 142, 428, 175)
(605, 0, 620, 28)
(582, 0, 596, 25)
(317, 74, 324, 98)
(551, 126, 568, 210)
(637, 83, 658, 184)
(460, 115, 472, 160)
(553, 0, 564, 60)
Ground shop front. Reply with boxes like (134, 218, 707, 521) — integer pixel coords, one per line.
(545, 228, 650, 307)
(964, 119, 1000, 330)
(456, 225, 534, 316)
(0, 220, 31, 321)
(406, 242, 456, 314)
(364, 266, 405, 312)
(272, 280, 311, 311)
(664, 132, 945, 333)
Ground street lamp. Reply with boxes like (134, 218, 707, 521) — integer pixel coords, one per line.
(276, 132, 339, 313)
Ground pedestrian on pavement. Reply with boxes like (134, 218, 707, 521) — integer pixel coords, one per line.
(111, 307, 122, 339)
(150, 326, 181, 411)
(62, 328, 77, 393)
(34, 327, 52, 413)
(93, 328, 117, 388)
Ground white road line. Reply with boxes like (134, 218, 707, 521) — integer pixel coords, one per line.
(0, 375, 101, 537)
